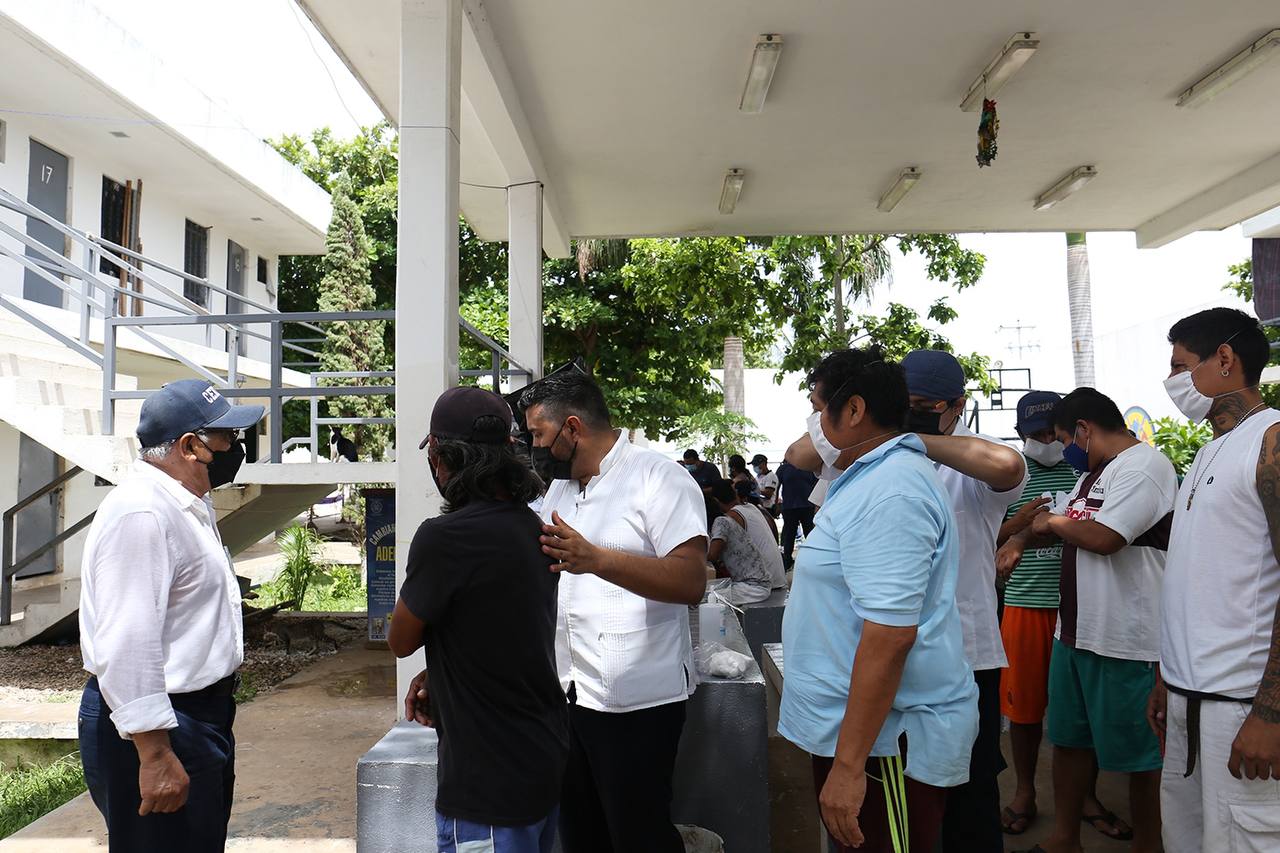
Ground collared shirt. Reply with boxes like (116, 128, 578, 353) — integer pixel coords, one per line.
(934, 422, 1027, 671)
(540, 431, 708, 713)
(1003, 457, 1081, 609)
(80, 459, 243, 737)
(779, 434, 979, 788)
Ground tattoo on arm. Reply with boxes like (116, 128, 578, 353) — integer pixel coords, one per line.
(1254, 424, 1280, 719)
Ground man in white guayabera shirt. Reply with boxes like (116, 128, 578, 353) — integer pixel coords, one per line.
(520, 371, 707, 853)
(1153, 307, 1280, 851)
(79, 379, 262, 852)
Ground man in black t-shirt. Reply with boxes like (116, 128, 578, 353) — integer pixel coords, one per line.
(389, 387, 568, 853)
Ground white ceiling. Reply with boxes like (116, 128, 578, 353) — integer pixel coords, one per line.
(0, 12, 329, 254)
(303, 0, 1280, 248)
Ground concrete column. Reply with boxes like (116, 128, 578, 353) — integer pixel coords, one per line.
(395, 0, 460, 700)
(507, 181, 544, 389)
(723, 336, 745, 416)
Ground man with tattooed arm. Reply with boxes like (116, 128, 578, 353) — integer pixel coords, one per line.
(1151, 307, 1280, 850)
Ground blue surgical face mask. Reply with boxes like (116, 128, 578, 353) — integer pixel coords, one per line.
(1061, 428, 1091, 474)
(683, 463, 698, 472)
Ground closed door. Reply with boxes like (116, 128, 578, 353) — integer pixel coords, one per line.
(23, 140, 70, 307)
(15, 435, 59, 578)
(226, 240, 246, 356)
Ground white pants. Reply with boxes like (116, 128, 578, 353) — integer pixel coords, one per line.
(1162, 692, 1280, 853)
(726, 582, 771, 606)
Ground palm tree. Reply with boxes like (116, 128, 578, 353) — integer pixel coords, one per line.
(832, 236, 894, 346)
(1065, 232, 1096, 387)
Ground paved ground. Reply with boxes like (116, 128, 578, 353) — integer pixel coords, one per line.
(767, 730, 1135, 853)
(1, 643, 396, 852)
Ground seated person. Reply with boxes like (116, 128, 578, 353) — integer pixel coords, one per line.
(709, 481, 784, 603)
(736, 480, 780, 545)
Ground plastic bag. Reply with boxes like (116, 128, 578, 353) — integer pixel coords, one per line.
(677, 824, 725, 853)
(695, 641, 752, 679)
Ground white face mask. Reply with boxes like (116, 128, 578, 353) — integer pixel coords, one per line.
(1163, 367, 1213, 423)
(1023, 438, 1065, 467)
(807, 410, 843, 469)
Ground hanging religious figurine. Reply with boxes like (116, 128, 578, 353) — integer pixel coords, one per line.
(976, 98, 999, 168)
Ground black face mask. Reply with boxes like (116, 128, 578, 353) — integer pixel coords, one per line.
(198, 437, 245, 490)
(906, 409, 945, 436)
(532, 422, 577, 481)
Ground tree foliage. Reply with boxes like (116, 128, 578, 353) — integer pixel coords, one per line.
(1152, 416, 1213, 478)
(669, 410, 767, 465)
(316, 179, 392, 458)
(1223, 258, 1280, 408)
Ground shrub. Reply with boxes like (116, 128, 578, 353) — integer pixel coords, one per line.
(276, 525, 327, 611)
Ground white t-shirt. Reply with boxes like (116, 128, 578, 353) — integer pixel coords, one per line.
(757, 469, 779, 509)
(935, 422, 1027, 671)
(731, 505, 786, 589)
(540, 431, 708, 713)
(1057, 441, 1176, 662)
(1163, 409, 1280, 697)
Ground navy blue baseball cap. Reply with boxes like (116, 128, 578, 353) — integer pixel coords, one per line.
(1016, 390, 1062, 434)
(136, 379, 264, 448)
(902, 350, 966, 401)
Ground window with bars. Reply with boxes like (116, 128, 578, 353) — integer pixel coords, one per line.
(100, 177, 127, 275)
(183, 219, 209, 306)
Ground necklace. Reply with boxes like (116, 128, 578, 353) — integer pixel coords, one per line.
(1185, 401, 1268, 510)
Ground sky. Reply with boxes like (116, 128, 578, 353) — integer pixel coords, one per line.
(90, 0, 1259, 449)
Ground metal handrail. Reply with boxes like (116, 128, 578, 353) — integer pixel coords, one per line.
(1, 466, 89, 626)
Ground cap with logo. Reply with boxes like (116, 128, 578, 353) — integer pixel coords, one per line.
(1016, 390, 1063, 435)
(750, 454, 767, 466)
(902, 349, 966, 402)
(136, 379, 265, 448)
(419, 386, 514, 449)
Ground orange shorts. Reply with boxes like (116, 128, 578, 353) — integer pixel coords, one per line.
(1000, 605, 1057, 724)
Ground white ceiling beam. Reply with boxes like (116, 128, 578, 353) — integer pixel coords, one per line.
(461, 0, 572, 258)
(1136, 149, 1280, 248)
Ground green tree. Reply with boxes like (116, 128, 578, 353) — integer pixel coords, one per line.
(1152, 416, 1213, 478)
(669, 410, 766, 466)
(315, 178, 392, 459)
(1223, 258, 1280, 407)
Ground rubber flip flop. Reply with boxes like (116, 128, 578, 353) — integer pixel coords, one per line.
(1001, 805, 1037, 835)
(1082, 811, 1135, 841)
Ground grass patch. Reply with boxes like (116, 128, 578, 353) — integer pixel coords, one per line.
(234, 672, 260, 705)
(0, 752, 86, 839)
(255, 565, 366, 613)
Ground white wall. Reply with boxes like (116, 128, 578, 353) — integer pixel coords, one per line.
(0, 110, 282, 361)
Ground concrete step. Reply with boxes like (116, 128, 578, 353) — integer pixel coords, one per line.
(0, 376, 104, 409)
(0, 353, 136, 391)
(0, 335, 103, 370)
(52, 399, 142, 437)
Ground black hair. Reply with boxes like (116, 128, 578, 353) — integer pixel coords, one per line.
(683, 449, 700, 461)
(518, 370, 612, 429)
(728, 454, 747, 474)
(710, 480, 737, 504)
(1168, 307, 1269, 385)
(432, 434, 544, 513)
(807, 345, 908, 430)
(1051, 388, 1127, 433)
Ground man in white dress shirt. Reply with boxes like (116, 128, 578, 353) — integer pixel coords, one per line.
(79, 379, 262, 852)
(519, 371, 708, 853)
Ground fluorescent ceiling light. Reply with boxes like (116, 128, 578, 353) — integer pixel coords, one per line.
(960, 32, 1040, 112)
(739, 35, 783, 113)
(719, 168, 745, 215)
(1034, 166, 1097, 211)
(1177, 30, 1280, 108)
(877, 167, 921, 213)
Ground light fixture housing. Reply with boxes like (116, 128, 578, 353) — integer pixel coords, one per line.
(739, 35, 783, 113)
(877, 167, 922, 213)
(1034, 165, 1097, 211)
(960, 32, 1040, 112)
(719, 168, 745, 215)
(1177, 29, 1280, 108)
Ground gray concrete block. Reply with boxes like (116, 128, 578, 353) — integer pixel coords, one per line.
(356, 721, 440, 853)
(740, 587, 788, 664)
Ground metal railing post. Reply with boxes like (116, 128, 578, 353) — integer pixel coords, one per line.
(270, 321, 283, 463)
(102, 315, 118, 436)
(80, 243, 95, 345)
(228, 329, 239, 389)
(1, 508, 12, 626)
(491, 351, 501, 392)
(310, 374, 319, 463)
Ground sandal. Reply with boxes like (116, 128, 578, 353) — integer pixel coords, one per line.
(1082, 810, 1134, 841)
(1001, 805, 1038, 835)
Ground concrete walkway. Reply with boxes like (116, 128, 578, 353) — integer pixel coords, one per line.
(1, 643, 397, 852)
(0, 699, 76, 739)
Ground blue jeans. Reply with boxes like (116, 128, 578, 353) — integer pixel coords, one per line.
(79, 676, 236, 852)
(436, 807, 559, 853)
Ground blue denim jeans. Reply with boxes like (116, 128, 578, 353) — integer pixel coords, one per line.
(436, 806, 559, 853)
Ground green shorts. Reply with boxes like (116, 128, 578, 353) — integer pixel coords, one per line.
(1046, 639, 1162, 773)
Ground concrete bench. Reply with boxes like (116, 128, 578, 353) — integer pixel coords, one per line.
(357, 608, 769, 853)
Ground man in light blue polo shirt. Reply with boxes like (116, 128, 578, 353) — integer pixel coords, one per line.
(780, 347, 979, 853)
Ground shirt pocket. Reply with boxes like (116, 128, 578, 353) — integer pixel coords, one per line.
(599, 619, 687, 708)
